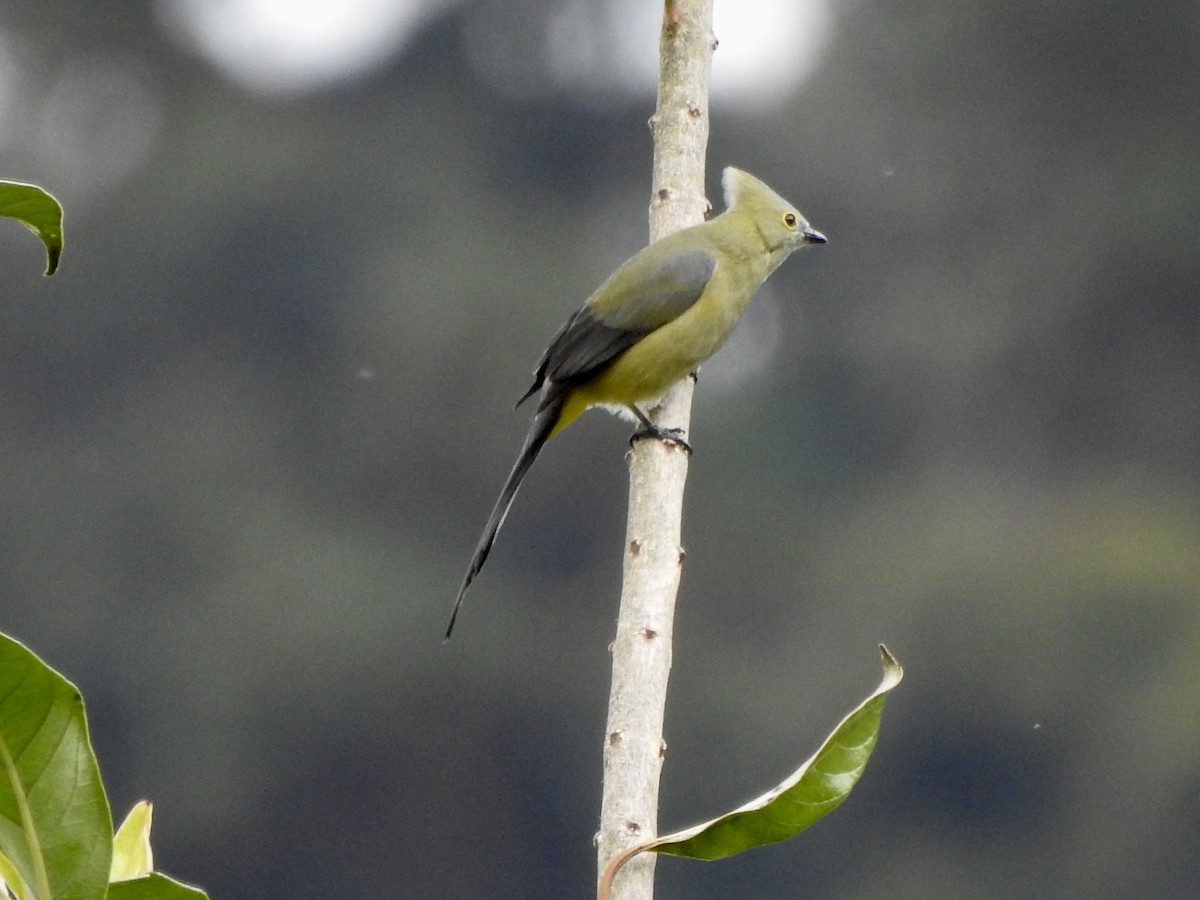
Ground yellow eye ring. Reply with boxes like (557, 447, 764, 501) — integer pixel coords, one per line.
(783, 212, 798, 228)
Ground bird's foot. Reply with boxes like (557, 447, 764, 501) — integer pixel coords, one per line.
(629, 425, 693, 455)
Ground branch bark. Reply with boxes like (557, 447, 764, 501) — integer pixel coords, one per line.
(597, 2, 714, 898)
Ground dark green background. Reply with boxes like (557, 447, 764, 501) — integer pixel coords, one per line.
(1, 2, 1197, 897)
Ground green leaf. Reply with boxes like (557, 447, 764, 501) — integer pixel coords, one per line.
(0, 180, 65, 275)
(650, 644, 903, 861)
(111, 801, 155, 882)
(0, 845, 34, 900)
(106, 872, 209, 900)
(0, 633, 111, 900)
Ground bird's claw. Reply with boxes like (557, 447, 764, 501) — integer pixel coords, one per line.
(630, 426, 693, 456)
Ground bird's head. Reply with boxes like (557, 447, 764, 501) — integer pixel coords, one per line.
(722, 166, 826, 255)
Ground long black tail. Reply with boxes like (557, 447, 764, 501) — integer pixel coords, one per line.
(445, 390, 567, 639)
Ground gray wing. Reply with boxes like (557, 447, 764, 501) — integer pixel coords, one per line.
(518, 248, 716, 406)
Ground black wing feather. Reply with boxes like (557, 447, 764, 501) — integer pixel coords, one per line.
(517, 249, 715, 405)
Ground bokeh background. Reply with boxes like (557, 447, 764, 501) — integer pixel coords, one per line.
(2, 1, 1198, 897)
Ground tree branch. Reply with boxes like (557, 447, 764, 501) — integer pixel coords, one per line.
(597, 3, 714, 898)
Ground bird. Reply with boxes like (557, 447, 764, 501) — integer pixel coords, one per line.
(446, 167, 825, 638)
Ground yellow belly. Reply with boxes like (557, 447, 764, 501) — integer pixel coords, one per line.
(548, 296, 740, 437)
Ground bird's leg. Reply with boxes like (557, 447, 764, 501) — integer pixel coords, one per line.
(628, 405, 693, 455)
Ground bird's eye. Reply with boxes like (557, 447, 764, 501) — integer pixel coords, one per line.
(783, 213, 798, 228)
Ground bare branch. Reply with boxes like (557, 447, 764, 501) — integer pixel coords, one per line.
(597, 3, 714, 899)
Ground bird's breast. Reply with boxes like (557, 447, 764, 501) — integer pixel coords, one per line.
(578, 275, 757, 408)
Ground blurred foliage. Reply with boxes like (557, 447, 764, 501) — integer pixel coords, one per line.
(0, 0, 1197, 897)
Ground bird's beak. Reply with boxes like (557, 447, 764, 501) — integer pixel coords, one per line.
(803, 227, 827, 244)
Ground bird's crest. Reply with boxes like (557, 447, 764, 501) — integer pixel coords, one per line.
(722, 166, 794, 215)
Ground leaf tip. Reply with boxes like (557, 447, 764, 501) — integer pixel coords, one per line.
(877, 643, 903, 687)
(43, 243, 62, 276)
